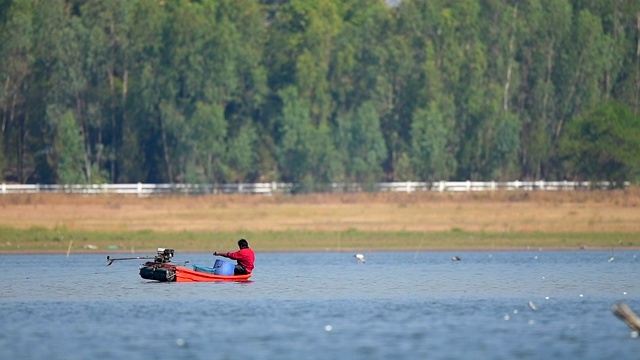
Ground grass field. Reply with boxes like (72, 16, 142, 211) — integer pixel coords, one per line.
(0, 188, 639, 253)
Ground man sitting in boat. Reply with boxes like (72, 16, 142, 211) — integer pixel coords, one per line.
(213, 238, 255, 275)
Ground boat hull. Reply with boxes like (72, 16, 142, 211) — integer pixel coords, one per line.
(139, 263, 251, 283)
(175, 266, 251, 282)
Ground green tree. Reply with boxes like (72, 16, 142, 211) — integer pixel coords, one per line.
(125, 0, 167, 182)
(223, 124, 257, 183)
(54, 110, 86, 184)
(29, 0, 68, 184)
(266, 0, 342, 127)
(276, 86, 342, 188)
(0, 0, 34, 183)
(410, 105, 456, 181)
(328, 0, 396, 179)
(488, 111, 521, 180)
(560, 102, 640, 185)
(336, 101, 387, 183)
(81, 0, 131, 182)
(2, 0, 640, 186)
(276, 86, 314, 184)
(312, 122, 343, 185)
(607, 1, 640, 115)
(409, 33, 458, 181)
(554, 8, 611, 146)
(185, 102, 227, 183)
(517, 0, 572, 179)
(378, 1, 434, 181)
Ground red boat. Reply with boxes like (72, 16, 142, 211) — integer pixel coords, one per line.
(139, 263, 251, 282)
(174, 265, 251, 282)
(108, 248, 251, 283)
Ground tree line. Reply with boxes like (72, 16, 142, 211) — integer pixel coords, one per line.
(1, 0, 639, 188)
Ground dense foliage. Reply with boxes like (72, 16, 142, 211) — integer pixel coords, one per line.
(1, 0, 639, 187)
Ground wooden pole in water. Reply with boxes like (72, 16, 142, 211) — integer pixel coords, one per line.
(612, 302, 640, 332)
(66, 240, 73, 258)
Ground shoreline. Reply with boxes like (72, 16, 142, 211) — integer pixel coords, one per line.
(2, 190, 639, 254)
(2, 246, 638, 255)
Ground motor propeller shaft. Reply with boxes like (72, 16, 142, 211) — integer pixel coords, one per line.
(106, 255, 153, 266)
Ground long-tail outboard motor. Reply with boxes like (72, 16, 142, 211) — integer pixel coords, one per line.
(153, 248, 174, 263)
(139, 248, 177, 282)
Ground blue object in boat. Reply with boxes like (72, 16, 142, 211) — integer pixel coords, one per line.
(213, 259, 235, 275)
(192, 264, 216, 274)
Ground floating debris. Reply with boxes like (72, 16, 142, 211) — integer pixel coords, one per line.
(528, 301, 538, 311)
(612, 302, 640, 333)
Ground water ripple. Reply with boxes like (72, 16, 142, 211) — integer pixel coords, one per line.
(0, 250, 638, 359)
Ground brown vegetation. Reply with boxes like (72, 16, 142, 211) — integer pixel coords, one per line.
(1, 188, 639, 234)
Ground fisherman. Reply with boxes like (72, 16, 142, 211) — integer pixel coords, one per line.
(213, 238, 255, 275)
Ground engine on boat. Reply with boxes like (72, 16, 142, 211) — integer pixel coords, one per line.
(154, 248, 174, 263)
(139, 247, 177, 282)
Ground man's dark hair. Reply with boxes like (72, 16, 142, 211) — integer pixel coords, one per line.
(238, 238, 249, 249)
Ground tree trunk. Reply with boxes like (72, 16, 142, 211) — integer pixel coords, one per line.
(76, 93, 91, 182)
(542, 40, 554, 126)
(10, 92, 20, 182)
(635, 12, 640, 115)
(503, 4, 518, 111)
(116, 69, 128, 182)
(159, 114, 174, 183)
(17, 108, 24, 184)
(555, 52, 584, 144)
(2, 76, 10, 133)
(108, 64, 116, 182)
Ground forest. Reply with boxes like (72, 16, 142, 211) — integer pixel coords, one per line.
(1, 0, 639, 188)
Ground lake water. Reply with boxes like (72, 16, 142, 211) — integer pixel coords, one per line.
(1, 250, 639, 359)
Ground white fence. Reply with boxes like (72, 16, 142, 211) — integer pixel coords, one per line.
(0, 180, 628, 196)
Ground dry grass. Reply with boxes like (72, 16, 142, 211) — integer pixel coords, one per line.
(1, 189, 639, 233)
(0, 188, 639, 252)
